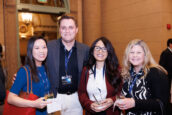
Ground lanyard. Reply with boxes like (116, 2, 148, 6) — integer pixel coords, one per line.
(64, 48, 73, 74)
(38, 71, 49, 94)
(129, 74, 139, 96)
(93, 64, 105, 78)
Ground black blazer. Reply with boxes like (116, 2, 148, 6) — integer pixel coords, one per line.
(46, 38, 90, 96)
(159, 48, 172, 77)
(0, 63, 6, 104)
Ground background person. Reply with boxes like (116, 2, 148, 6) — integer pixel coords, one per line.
(159, 39, 172, 97)
(0, 43, 6, 114)
(46, 15, 90, 115)
(7, 36, 50, 115)
(78, 37, 122, 115)
(115, 39, 169, 115)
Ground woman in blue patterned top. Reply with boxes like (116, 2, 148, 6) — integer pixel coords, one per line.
(7, 36, 50, 115)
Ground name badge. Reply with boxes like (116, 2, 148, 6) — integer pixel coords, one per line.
(61, 75, 72, 85)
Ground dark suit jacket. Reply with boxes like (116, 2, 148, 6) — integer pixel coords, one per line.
(159, 48, 172, 79)
(46, 38, 90, 96)
(0, 63, 6, 104)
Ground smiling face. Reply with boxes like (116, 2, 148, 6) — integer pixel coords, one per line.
(128, 45, 145, 71)
(59, 19, 78, 43)
(93, 40, 108, 63)
(32, 39, 48, 66)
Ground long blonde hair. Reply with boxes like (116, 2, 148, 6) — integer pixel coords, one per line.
(122, 39, 167, 80)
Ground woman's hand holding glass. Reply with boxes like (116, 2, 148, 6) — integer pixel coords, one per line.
(113, 94, 125, 111)
(99, 98, 113, 109)
(91, 102, 104, 112)
(90, 99, 111, 112)
(91, 96, 113, 112)
(44, 92, 54, 104)
(114, 96, 135, 110)
(33, 97, 50, 109)
(35, 92, 54, 109)
(32, 92, 54, 109)
(44, 92, 54, 101)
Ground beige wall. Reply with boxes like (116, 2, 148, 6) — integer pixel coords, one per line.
(162, 0, 172, 48)
(101, 0, 164, 63)
(83, 0, 101, 46)
(83, 0, 172, 64)
(0, 0, 4, 45)
(69, 0, 83, 43)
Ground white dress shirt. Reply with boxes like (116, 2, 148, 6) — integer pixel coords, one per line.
(168, 47, 172, 53)
(87, 66, 107, 102)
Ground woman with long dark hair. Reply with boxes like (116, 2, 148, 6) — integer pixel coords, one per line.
(78, 37, 122, 115)
(7, 36, 50, 115)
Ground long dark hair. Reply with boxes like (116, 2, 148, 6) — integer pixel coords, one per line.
(25, 36, 47, 82)
(86, 37, 122, 94)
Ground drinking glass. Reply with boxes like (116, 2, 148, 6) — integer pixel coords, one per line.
(44, 91, 54, 101)
(113, 93, 125, 111)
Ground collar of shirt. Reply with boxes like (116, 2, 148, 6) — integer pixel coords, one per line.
(60, 38, 77, 50)
(168, 47, 172, 53)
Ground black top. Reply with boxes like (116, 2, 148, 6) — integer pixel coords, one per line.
(122, 68, 169, 115)
(0, 63, 6, 105)
(159, 48, 172, 78)
(58, 40, 78, 94)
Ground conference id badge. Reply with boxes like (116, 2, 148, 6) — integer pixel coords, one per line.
(61, 75, 72, 85)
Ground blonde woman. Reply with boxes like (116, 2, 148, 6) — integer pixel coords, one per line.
(115, 39, 169, 115)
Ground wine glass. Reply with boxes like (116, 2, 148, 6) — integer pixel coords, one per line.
(113, 93, 125, 111)
(44, 91, 54, 101)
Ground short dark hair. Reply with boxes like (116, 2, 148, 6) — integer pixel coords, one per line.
(0, 44, 2, 58)
(0, 44, 2, 54)
(167, 38, 172, 47)
(58, 15, 78, 27)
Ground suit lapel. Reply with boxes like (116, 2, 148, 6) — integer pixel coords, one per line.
(76, 42, 84, 75)
(54, 40, 60, 79)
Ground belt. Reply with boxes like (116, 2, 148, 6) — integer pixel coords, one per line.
(59, 91, 76, 95)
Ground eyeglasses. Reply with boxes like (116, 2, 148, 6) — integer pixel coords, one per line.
(94, 46, 107, 52)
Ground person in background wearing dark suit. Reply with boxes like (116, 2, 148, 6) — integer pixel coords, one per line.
(159, 38, 172, 114)
(0, 43, 6, 114)
(159, 38, 172, 94)
(46, 15, 90, 115)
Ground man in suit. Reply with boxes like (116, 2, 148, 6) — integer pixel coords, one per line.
(159, 39, 172, 115)
(159, 38, 172, 114)
(0, 43, 6, 104)
(0, 44, 6, 115)
(159, 38, 172, 90)
(46, 15, 90, 115)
